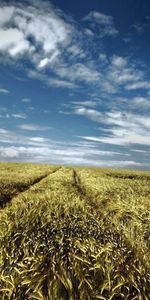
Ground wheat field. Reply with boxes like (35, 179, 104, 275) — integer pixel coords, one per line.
(0, 162, 149, 300)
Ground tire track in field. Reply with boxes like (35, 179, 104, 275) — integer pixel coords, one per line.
(0, 166, 62, 209)
(73, 169, 141, 256)
(72, 168, 102, 213)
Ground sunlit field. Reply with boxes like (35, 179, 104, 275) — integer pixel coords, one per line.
(0, 162, 149, 300)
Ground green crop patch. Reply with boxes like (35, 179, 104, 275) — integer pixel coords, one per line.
(0, 163, 150, 299)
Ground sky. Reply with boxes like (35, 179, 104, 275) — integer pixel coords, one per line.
(0, 0, 150, 169)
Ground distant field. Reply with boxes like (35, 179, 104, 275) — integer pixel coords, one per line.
(0, 162, 149, 300)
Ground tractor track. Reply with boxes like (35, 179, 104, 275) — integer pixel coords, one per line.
(71, 169, 144, 258)
(72, 168, 101, 212)
(0, 166, 62, 209)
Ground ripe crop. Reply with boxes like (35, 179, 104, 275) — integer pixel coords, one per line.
(0, 162, 149, 299)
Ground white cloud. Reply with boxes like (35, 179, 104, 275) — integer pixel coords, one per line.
(83, 11, 118, 37)
(131, 149, 149, 154)
(79, 136, 103, 143)
(28, 70, 77, 89)
(11, 113, 27, 119)
(19, 124, 51, 131)
(91, 53, 150, 97)
(0, 1, 149, 98)
(0, 127, 149, 168)
(68, 45, 85, 58)
(108, 56, 143, 85)
(111, 55, 127, 67)
(22, 98, 31, 103)
(0, 128, 51, 146)
(80, 134, 150, 147)
(99, 53, 107, 62)
(132, 97, 150, 107)
(0, 144, 145, 168)
(0, 88, 10, 94)
(74, 108, 150, 146)
(72, 101, 97, 108)
(0, 6, 14, 26)
(28, 137, 49, 143)
(9, 39, 31, 57)
(0, 28, 30, 56)
(84, 11, 114, 25)
(125, 81, 150, 90)
(100, 81, 117, 94)
(74, 107, 102, 122)
(100, 26, 118, 37)
(0, 3, 149, 168)
(98, 135, 150, 146)
(48, 78, 77, 88)
(38, 57, 51, 69)
(38, 50, 60, 68)
(29, 61, 101, 88)
(22, 11, 71, 55)
(56, 63, 101, 83)
(0, 1, 72, 65)
(0, 108, 27, 119)
(0, 147, 19, 158)
(84, 28, 94, 37)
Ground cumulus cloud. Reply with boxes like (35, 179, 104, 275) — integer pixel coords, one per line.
(0, 0, 72, 65)
(0, 1, 149, 169)
(0, 1, 103, 91)
(0, 1, 120, 91)
(0, 1, 149, 97)
(111, 55, 127, 67)
(0, 28, 30, 56)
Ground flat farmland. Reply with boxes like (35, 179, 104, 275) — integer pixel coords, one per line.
(0, 162, 149, 300)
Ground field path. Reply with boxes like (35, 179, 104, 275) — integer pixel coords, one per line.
(72, 168, 103, 213)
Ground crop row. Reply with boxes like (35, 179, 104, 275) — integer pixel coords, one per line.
(75, 168, 150, 255)
(0, 166, 149, 299)
(0, 163, 59, 208)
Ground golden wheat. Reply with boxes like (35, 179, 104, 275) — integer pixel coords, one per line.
(0, 163, 149, 299)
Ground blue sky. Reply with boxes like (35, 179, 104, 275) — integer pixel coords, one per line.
(0, 0, 150, 169)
